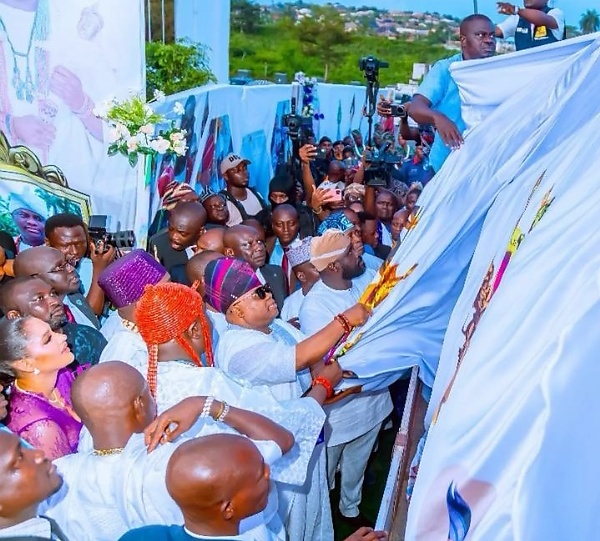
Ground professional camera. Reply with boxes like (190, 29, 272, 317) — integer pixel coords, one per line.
(88, 215, 135, 254)
(283, 112, 313, 146)
(363, 147, 403, 188)
(358, 55, 389, 81)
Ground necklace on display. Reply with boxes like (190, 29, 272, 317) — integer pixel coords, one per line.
(93, 447, 124, 456)
(0, 0, 49, 102)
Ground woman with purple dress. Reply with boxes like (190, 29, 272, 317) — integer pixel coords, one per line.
(0, 315, 82, 459)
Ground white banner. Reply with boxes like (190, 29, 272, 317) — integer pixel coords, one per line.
(0, 0, 145, 244)
(405, 38, 600, 540)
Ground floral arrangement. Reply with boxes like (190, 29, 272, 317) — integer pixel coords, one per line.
(294, 72, 324, 121)
(93, 90, 187, 167)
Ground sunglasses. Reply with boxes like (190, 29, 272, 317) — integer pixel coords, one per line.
(253, 284, 272, 300)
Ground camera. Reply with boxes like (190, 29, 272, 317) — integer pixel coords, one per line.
(390, 103, 408, 118)
(88, 215, 135, 253)
(358, 55, 389, 81)
(363, 148, 403, 188)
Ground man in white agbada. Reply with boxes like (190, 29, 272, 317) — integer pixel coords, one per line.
(211, 256, 370, 541)
(298, 230, 392, 526)
(42, 362, 293, 541)
(185, 249, 229, 338)
(279, 237, 320, 322)
(8, 192, 48, 253)
(318, 210, 381, 292)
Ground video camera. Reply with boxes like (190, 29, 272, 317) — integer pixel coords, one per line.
(363, 147, 403, 188)
(88, 215, 135, 254)
(283, 97, 314, 147)
(358, 55, 389, 82)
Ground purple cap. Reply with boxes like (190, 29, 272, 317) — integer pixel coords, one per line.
(98, 249, 167, 308)
(203, 257, 261, 314)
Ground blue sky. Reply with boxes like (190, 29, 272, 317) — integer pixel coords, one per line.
(304, 1, 594, 27)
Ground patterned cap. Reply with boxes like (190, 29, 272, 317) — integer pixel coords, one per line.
(286, 237, 312, 268)
(161, 181, 197, 211)
(203, 257, 261, 314)
(198, 186, 225, 204)
(98, 249, 167, 308)
(310, 229, 351, 272)
(317, 211, 354, 236)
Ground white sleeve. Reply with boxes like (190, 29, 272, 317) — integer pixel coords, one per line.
(548, 8, 565, 41)
(298, 297, 335, 338)
(497, 14, 518, 39)
(251, 439, 283, 466)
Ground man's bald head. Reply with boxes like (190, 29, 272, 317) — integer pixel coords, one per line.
(168, 201, 208, 251)
(186, 251, 224, 294)
(223, 225, 267, 269)
(14, 245, 63, 277)
(271, 204, 299, 247)
(196, 228, 225, 254)
(13, 245, 81, 295)
(166, 434, 270, 529)
(71, 361, 156, 436)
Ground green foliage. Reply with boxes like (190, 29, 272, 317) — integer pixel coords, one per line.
(231, 0, 263, 33)
(230, 13, 447, 86)
(145, 40, 216, 100)
(580, 9, 600, 34)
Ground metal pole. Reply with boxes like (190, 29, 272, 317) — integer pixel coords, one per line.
(147, 0, 152, 41)
(161, 0, 166, 43)
(473, 0, 479, 13)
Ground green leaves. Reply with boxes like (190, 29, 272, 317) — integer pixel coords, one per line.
(145, 40, 216, 100)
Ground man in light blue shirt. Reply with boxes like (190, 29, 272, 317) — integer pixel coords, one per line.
(408, 14, 496, 172)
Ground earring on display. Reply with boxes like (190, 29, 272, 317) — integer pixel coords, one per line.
(33, 368, 41, 375)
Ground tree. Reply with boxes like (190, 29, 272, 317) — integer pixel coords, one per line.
(580, 9, 600, 34)
(231, 0, 262, 34)
(145, 40, 216, 99)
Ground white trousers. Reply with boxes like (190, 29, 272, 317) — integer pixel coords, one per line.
(326, 422, 382, 518)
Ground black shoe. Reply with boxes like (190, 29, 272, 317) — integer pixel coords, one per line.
(337, 511, 374, 530)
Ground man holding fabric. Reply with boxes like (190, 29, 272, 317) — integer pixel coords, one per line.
(378, 14, 496, 173)
(496, 1, 565, 51)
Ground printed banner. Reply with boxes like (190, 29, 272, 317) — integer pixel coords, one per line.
(331, 35, 600, 395)
(406, 42, 600, 538)
(149, 82, 367, 225)
(0, 0, 145, 244)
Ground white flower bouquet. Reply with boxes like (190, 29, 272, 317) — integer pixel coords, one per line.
(94, 89, 187, 168)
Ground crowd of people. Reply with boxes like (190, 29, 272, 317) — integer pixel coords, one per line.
(0, 2, 567, 540)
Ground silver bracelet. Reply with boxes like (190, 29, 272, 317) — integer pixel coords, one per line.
(216, 401, 230, 422)
(201, 396, 214, 418)
(73, 94, 93, 116)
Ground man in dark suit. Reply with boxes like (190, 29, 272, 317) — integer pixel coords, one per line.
(223, 225, 287, 310)
(147, 201, 207, 272)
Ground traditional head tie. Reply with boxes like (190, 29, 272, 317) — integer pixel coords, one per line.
(286, 237, 312, 268)
(310, 229, 351, 272)
(317, 211, 354, 236)
(198, 187, 224, 204)
(98, 249, 167, 308)
(135, 282, 213, 396)
(203, 257, 261, 314)
(161, 181, 196, 211)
